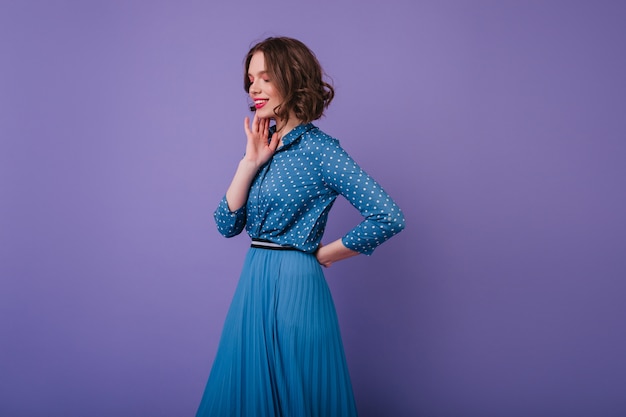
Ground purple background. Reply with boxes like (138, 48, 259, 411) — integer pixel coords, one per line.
(2, 1, 625, 416)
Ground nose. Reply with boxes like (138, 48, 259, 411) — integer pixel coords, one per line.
(249, 79, 260, 95)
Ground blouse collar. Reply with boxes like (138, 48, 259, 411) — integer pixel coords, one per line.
(269, 123, 315, 148)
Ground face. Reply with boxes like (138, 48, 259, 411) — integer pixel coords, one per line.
(247, 51, 283, 120)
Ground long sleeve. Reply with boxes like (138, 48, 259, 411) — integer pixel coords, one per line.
(320, 138, 405, 255)
(213, 195, 247, 238)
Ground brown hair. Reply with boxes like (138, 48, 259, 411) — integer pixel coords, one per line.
(244, 37, 335, 125)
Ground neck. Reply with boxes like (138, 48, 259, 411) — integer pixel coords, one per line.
(275, 112, 303, 136)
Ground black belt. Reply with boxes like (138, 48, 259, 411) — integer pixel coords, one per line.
(251, 238, 300, 251)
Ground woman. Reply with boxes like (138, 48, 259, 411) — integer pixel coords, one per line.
(196, 36, 405, 417)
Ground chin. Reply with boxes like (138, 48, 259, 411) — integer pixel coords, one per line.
(256, 111, 275, 120)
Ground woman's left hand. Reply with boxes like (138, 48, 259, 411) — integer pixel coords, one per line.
(315, 240, 359, 268)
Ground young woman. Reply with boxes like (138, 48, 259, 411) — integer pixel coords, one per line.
(196, 37, 405, 417)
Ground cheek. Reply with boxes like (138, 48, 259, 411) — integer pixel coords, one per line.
(268, 87, 282, 102)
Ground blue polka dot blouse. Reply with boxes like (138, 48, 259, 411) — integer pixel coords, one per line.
(214, 123, 405, 255)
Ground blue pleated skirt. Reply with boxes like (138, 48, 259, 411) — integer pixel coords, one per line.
(196, 247, 358, 417)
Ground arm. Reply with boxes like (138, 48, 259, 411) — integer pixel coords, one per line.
(225, 114, 280, 211)
(319, 138, 406, 257)
(213, 114, 280, 237)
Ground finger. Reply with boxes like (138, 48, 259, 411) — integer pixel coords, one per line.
(252, 112, 260, 132)
(268, 132, 280, 152)
(243, 116, 251, 134)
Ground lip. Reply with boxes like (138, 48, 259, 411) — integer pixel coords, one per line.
(253, 98, 269, 109)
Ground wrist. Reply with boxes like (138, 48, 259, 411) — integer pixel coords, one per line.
(315, 246, 332, 268)
(238, 158, 262, 172)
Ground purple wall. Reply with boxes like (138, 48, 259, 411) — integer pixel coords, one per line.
(2, 1, 625, 416)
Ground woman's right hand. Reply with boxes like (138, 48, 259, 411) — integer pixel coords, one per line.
(243, 113, 280, 168)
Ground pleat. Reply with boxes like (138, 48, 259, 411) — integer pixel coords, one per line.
(196, 248, 357, 417)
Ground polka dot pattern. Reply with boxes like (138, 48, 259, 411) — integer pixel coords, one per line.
(214, 124, 405, 255)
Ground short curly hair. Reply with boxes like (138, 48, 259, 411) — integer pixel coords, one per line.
(244, 37, 335, 125)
